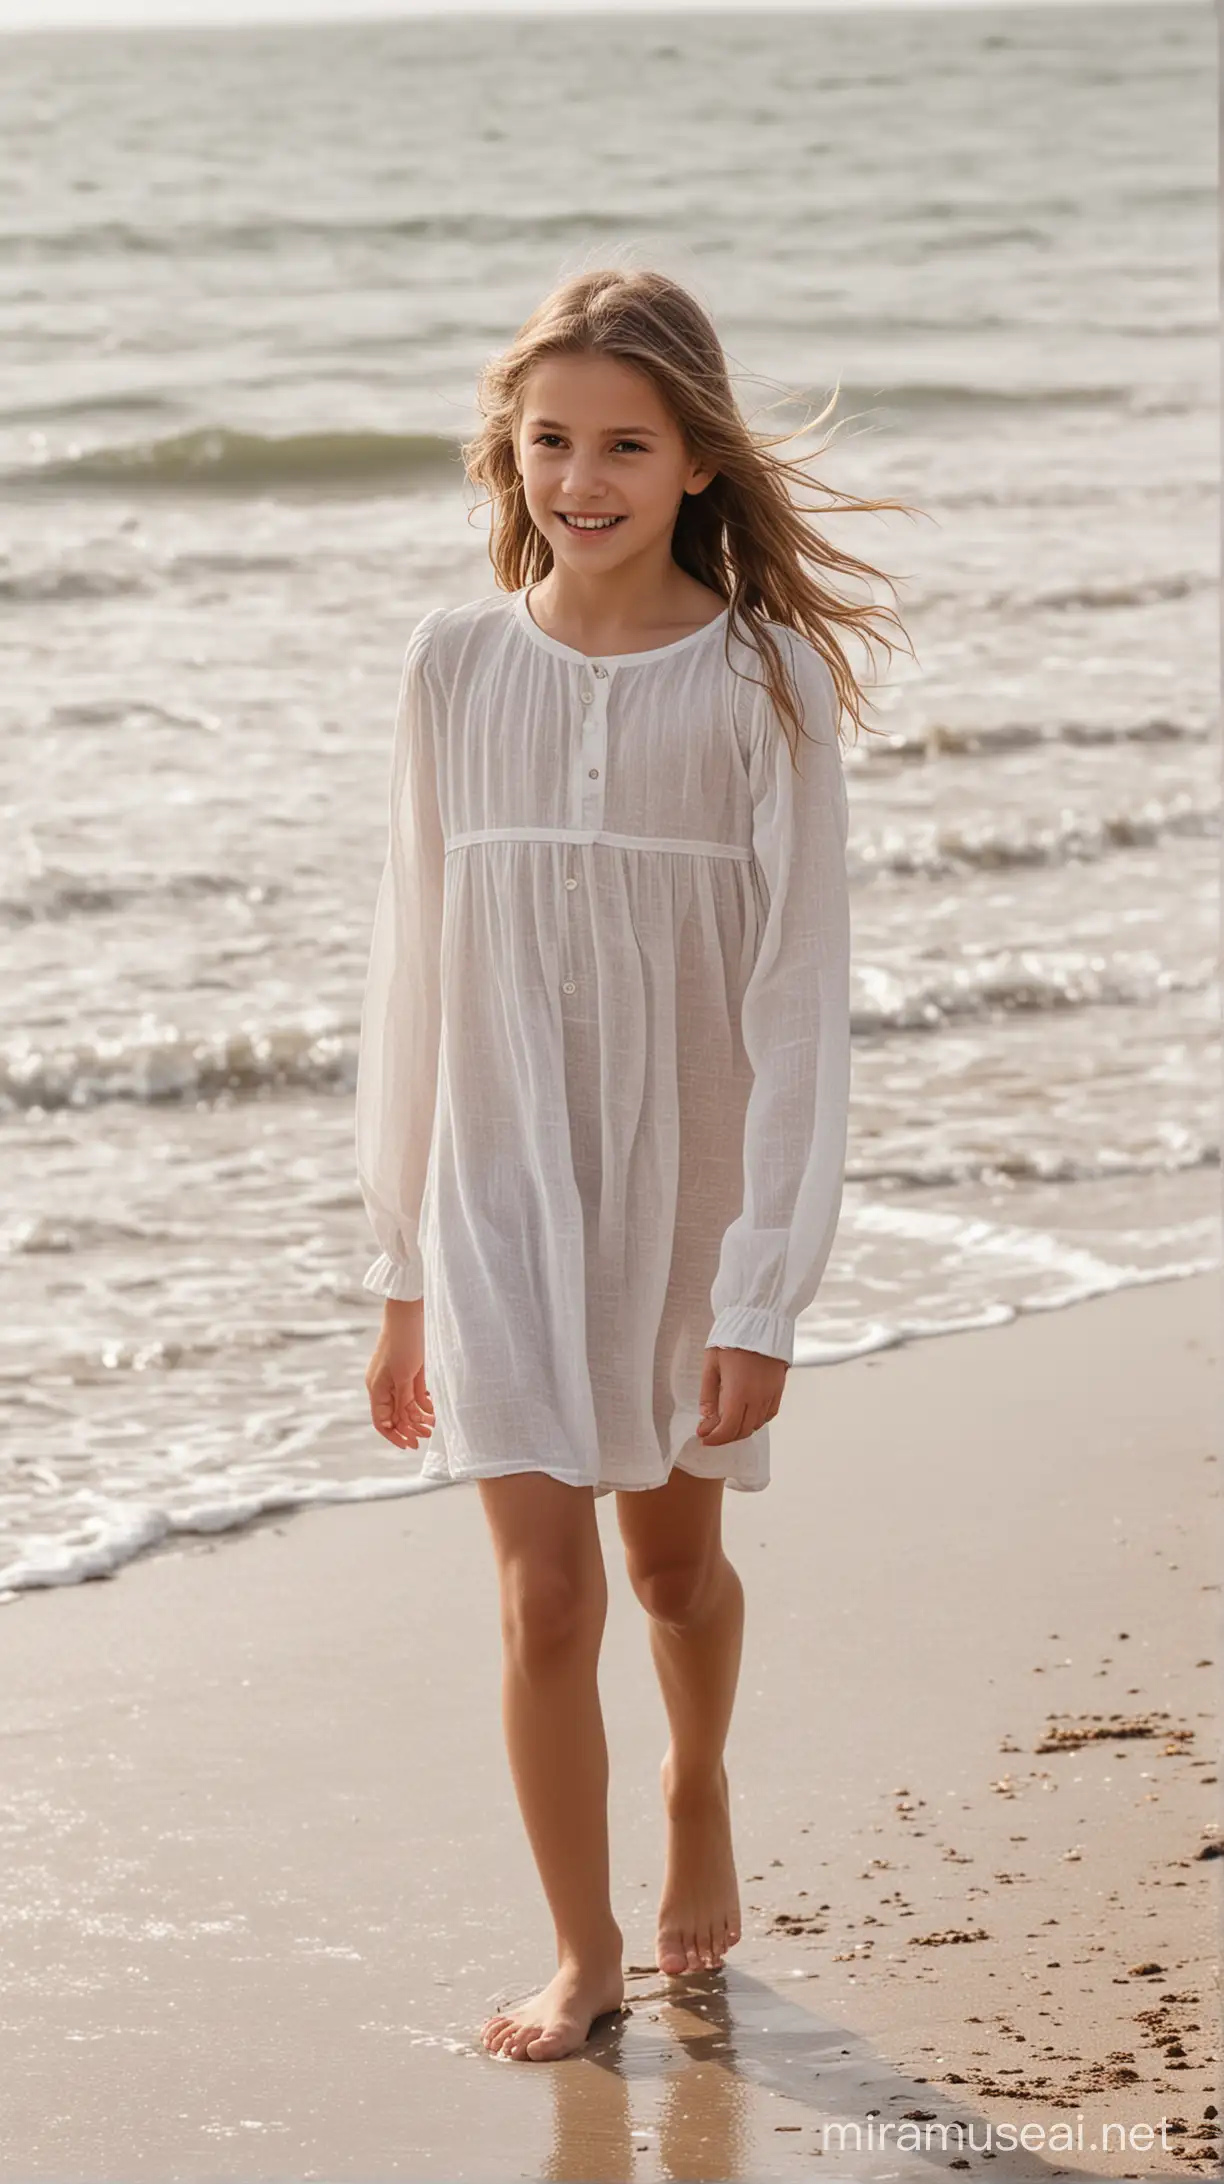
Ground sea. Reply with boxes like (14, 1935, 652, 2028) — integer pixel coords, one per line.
(1, 0, 1218, 1595)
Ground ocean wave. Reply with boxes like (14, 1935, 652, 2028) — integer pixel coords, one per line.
(870, 714, 1210, 760)
(5, 425, 463, 495)
(918, 570, 1212, 615)
(0, 388, 181, 426)
(0, 1305, 372, 1367)
(0, 545, 300, 601)
(0, 563, 152, 603)
(793, 1219, 1221, 1366)
(168, 548, 300, 578)
(824, 378, 1196, 419)
(1026, 572, 1209, 611)
(850, 793, 1219, 879)
(49, 696, 224, 732)
(847, 1138, 1219, 1189)
(0, 1014, 349, 1110)
(0, 1468, 447, 1598)
(0, 208, 632, 261)
(0, 864, 270, 927)
(938, 470, 1211, 509)
(3, 946, 1214, 1113)
(2, 1212, 201, 1257)
(851, 947, 1214, 1034)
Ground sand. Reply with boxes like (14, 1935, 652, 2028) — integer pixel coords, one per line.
(0, 1272, 1219, 2181)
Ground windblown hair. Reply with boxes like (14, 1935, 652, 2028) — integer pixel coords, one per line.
(461, 265, 923, 761)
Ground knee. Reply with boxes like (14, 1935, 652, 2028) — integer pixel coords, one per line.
(500, 1558, 604, 1669)
(628, 1554, 716, 1630)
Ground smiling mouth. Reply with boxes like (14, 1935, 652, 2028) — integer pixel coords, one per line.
(557, 513, 626, 531)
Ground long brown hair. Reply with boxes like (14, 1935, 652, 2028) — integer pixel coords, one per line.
(461, 264, 923, 761)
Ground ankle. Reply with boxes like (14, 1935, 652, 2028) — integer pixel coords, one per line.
(661, 1750, 728, 1810)
(556, 1919, 623, 1974)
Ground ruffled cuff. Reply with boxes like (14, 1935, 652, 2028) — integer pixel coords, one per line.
(707, 1303, 795, 1365)
(362, 1250, 424, 1303)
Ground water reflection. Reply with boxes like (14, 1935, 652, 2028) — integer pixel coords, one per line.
(530, 1968, 1105, 2183)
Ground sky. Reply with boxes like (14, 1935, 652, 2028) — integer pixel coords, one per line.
(0, 0, 1156, 28)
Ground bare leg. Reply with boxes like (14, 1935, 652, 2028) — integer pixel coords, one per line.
(475, 1472, 624, 2060)
(617, 1468, 744, 1976)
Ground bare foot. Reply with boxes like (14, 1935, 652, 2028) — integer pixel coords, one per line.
(480, 1949, 626, 2062)
(656, 1753, 742, 1976)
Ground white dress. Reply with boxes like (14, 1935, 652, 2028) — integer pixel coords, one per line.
(354, 584, 851, 1497)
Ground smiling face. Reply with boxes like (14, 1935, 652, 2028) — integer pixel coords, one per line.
(514, 351, 716, 573)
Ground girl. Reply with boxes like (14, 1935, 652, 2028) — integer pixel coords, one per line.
(355, 267, 913, 2064)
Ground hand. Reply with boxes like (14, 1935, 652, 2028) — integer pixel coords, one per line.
(696, 1345, 788, 1446)
(365, 1297, 435, 1450)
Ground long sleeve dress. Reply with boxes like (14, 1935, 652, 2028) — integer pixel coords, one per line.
(354, 584, 851, 1497)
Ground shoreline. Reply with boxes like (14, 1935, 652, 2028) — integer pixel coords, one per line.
(0, 1271, 1219, 2180)
(3, 1250, 1219, 1603)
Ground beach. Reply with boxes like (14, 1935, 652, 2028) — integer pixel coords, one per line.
(1, 0, 1218, 1589)
(2, 1272, 1219, 2181)
(0, 4, 1219, 2174)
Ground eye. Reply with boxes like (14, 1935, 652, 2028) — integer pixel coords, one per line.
(531, 435, 648, 453)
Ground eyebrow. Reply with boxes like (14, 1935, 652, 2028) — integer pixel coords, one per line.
(525, 418, 660, 435)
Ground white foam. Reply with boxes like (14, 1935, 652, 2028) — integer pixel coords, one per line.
(0, 1471, 451, 1601)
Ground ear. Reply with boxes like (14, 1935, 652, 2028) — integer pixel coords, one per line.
(684, 461, 718, 497)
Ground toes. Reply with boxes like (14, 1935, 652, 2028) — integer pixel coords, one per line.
(525, 2027, 568, 2060)
(657, 1932, 688, 1975)
(508, 2021, 543, 2060)
(658, 1917, 739, 1976)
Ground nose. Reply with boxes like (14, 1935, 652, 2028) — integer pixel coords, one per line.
(560, 452, 607, 498)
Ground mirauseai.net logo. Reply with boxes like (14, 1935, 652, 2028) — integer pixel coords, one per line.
(819, 2113, 1186, 2156)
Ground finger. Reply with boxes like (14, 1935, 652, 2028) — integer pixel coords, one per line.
(369, 1383, 396, 1427)
(370, 1399, 412, 1448)
(703, 1397, 750, 1447)
(387, 1392, 424, 1445)
(696, 1353, 721, 1437)
(368, 1372, 416, 1444)
(396, 1399, 431, 1441)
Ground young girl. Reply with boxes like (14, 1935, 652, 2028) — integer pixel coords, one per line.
(355, 267, 912, 2064)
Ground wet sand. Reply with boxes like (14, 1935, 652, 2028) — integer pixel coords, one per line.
(0, 1272, 1219, 2181)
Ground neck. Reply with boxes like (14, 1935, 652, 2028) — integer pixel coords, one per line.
(530, 552, 723, 652)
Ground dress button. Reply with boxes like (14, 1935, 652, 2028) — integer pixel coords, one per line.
(592, 664, 608, 678)
(579, 685, 593, 704)
(564, 875, 578, 889)
(562, 979, 576, 994)
(588, 767, 599, 779)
